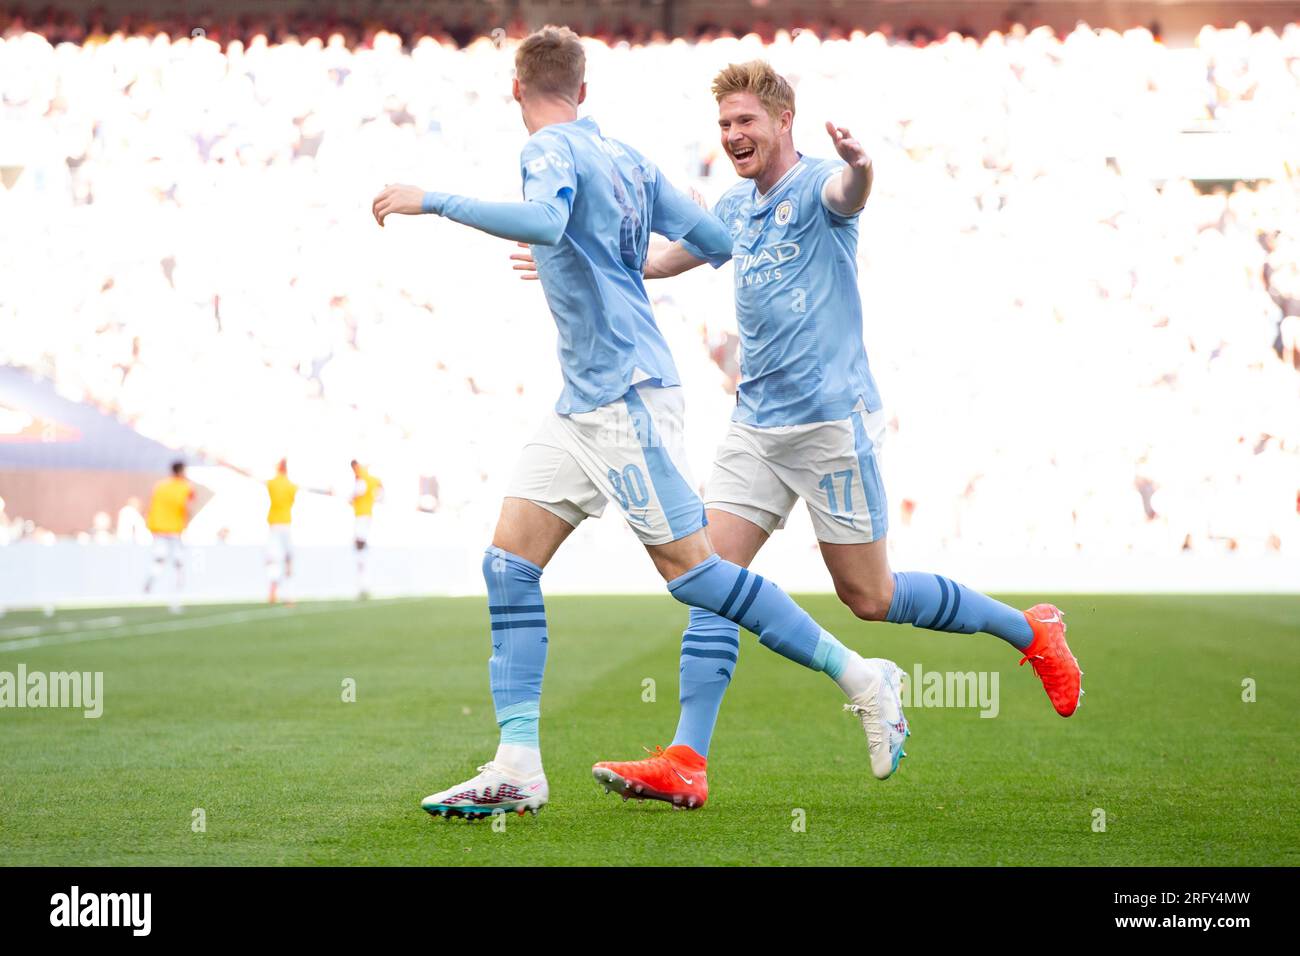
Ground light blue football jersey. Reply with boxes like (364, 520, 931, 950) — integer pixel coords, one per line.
(690, 155, 882, 427)
(520, 116, 712, 415)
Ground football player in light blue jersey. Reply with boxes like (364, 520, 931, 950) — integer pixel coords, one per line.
(372, 28, 908, 818)
(568, 61, 1083, 807)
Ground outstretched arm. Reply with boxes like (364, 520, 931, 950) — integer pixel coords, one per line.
(647, 170, 734, 274)
(821, 121, 873, 217)
(372, 184, 571, 246)
(677, 213, 732, 265)
(506, 190, 730, 281)
(644, 238, 708, 279)
(645, 185, 716, 278)
(509, 234, 709, 281)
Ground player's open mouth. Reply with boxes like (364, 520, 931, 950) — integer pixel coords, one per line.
(731, 145, 756, 163)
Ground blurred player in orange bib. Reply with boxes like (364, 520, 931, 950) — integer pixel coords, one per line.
(144, 460, 195, 611)
(266, 459, 298, 605)
(350, 459, 382, 599)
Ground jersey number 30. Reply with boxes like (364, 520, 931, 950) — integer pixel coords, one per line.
(608, 464, 650, 510)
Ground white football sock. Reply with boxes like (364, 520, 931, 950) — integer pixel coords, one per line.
(494, 742, 543, 777)
(834, 652, 878, 699)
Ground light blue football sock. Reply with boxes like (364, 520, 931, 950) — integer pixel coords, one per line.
(669, 609, 738, 757)
(886, 571, 1033, 650)
(482, 546, 549, 748)
(668, 555, 849, 678)
(810, 629, 851, 680)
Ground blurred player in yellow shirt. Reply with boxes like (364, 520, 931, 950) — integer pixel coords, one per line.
(144, 461, 195, 609)
(350, 459, 382, 598)
(266, 458, 298, 605)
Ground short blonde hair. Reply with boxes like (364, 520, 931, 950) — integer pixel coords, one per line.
(711, 60, 795, 119)
(515, 25, 585, 97)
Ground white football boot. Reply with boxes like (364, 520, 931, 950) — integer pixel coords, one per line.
(844, 658, 910, 780)
(421, 762, 549, 820)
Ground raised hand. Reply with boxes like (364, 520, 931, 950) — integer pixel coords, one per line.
(825, 122, 871, 169)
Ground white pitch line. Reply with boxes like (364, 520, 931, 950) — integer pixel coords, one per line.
(0, 607, 295, 652)
(0, 599, 427, 654)
(1, 615, 124, 639)
(0, 625, 43, 638)
(54, 615, 125, 634)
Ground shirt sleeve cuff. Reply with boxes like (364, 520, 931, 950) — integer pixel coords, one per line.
(679, 237, 730, 269)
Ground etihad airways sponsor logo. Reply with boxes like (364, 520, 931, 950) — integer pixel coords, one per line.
(736, 241, 800, 273)
(735, 241, 802, 287)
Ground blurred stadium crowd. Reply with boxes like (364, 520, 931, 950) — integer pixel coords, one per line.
(0, 3, 1056, 50)
(1, 14, 1297, 559)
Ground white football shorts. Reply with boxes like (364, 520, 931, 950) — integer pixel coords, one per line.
(504, 383, 705, 546)
(353, 516, 372, 545)
(267, 524, 293, 563)
(705, 407, 889, 545)
(151, 533, 185, 564)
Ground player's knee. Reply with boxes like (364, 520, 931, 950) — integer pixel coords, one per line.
(840, 587, 891, 622)
(481, 546, 542, 590)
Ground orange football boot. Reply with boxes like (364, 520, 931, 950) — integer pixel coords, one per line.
(592, 745, 708, 810)
(1019, 603, 1083, 716)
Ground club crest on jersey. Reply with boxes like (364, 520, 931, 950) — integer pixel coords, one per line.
(774, 199, 794, 226)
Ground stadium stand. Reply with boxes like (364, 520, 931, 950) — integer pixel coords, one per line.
(0, 8, 1297, 601)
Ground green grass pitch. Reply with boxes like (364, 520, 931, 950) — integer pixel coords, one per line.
(1, 594, 1297, 866)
